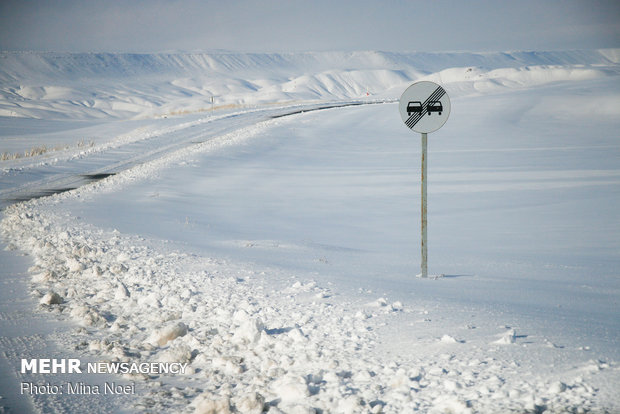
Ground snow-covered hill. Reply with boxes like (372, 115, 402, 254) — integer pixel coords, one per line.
(1, 49, 618, 119)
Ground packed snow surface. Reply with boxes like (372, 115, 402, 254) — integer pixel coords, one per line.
(1, 50, 620, 413)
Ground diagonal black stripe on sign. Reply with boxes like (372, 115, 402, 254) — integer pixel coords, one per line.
(412, 86, 445, 125)
(407, 86, 443, 126)
(405, 86, 446, 129)
(405, 86, 445, 129)
(405, 88, 439, 128)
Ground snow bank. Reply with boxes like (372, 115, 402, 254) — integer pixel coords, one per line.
(2, 203, 607, 413)
(1, 49, 618, 120)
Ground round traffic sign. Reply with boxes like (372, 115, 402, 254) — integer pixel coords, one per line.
(399, 81, 450, 133)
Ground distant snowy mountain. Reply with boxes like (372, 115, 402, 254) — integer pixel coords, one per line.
(0, 49, 618, 119)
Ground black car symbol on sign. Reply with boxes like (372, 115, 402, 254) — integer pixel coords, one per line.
(407, 101, 423, 116)
(427, 101, 443, 115)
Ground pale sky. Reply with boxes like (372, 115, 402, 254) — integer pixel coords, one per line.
(1, 0, 619, 53)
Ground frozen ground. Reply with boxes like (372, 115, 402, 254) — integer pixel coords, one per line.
(1, 50, 620, 413)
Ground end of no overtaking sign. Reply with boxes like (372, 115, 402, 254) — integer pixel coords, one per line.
(398, 81, 450, 278)
(399, 81, 450, 134)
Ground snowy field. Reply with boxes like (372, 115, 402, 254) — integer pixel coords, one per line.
(1, 50, 620, 413)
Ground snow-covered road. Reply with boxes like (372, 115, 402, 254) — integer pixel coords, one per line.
(0, 102, 374, 209)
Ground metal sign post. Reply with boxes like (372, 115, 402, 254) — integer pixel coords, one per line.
(399, 81, 450, 278)
(421, 132, 428, 277)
